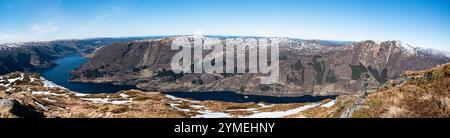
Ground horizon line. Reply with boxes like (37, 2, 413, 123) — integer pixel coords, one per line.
(2, 34, 449, 52)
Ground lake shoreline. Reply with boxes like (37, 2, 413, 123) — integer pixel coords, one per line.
(40, 54, 336, 103)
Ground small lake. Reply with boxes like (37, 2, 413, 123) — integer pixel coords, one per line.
(40, 54, 336, 103)
(165, 92, 336, 104)
(40, 54, 137, 93)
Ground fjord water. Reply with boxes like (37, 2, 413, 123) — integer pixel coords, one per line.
(41, 54, 335, 103)
(40, 54, 137, 93)
(165, 92, 336, 104)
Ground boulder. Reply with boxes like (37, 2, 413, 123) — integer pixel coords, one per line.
(0, 98, 45, 118)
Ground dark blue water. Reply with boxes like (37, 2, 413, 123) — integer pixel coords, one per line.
(166, 92, 336, 104)
(41, 54, 335, 103)
(40, 54, 137, 93)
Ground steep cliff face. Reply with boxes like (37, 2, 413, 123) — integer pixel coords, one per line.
(70, 36, 450, 96)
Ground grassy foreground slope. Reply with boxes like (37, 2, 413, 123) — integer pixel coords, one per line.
(294, 63, 450, 118)
(352, 63, 449, 117)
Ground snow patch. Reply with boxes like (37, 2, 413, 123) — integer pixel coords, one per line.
(165, 94, 181, 100)
(190, 105, 205, 109)
(81, 98, 109, 103)
(32, 91, 68, 97)
(119, 93, 129, 98)
(0, 73, 34, 88)
(73, 93, 90, 97)
(257, 103, 273, 108)
(321, 100, 336, 108)
(242, 103, 320, 118)
(111, 100, 132, 105)
(5, 87, 15, 92)
(81, 97, 133, 105)
(194, 110, 231, 118)
(169, 103, 191, 112)
(41, 77, 67, 89)
(33, 101, 47, 109)
(3, 73, 24, 86)
(395, 41, 417, 55)
(7, 73, 24, 83)
(42, 98, 56, 102)
(165, 94, 200, 103)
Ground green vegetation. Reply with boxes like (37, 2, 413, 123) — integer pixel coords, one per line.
(368, 66, 389, 83)
(259, 84, 283, 92)
(83, 69, 102, 78)
(349, 63, 367, 80)
(259, 84, 271, 92)
(279, 54, 288, 60)
(154, 68, 184, 80)
(325, 69, 338, 83)
(287, 59, 305, 85)
(191, 77, 204, 85)
(291, 59, 304, 71)
(308, 56, 325, 85)
(380, 68, 388, 83)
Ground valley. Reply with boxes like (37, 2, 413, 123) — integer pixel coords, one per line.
(0, 36, 449, 118)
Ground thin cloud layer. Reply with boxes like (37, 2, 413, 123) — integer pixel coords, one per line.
(30, 22, 59, 34)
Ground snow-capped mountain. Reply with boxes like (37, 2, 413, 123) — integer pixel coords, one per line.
(68, 36, 450, 97)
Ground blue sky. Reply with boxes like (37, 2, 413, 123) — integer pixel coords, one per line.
(0, 0, 449, 50)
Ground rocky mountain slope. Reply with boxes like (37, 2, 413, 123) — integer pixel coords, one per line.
(349, 63, 450, 117)
(290, 63, 450, 118)
(70, 36, 450, 96)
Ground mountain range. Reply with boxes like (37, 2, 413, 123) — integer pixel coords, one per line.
(64, 36, 450, 97)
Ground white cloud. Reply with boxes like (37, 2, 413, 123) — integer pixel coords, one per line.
(30, 22, 59, 34)
(93, 6, 125, 21)
(94, 14, 112, 21)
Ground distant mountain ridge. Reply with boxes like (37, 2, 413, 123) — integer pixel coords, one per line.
(69, 36, 450, 96)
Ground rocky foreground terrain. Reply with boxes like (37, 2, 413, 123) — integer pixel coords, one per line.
(0, 72, 335, 118)
(71, 36, 450, 97)
(1, 63, 449, 118)
(290, 63, 450, 118)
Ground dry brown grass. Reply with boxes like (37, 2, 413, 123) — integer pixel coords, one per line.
(123, 90, 165, 101)
(286, 96, 356, 118)
(202, 101, 259, 112)
(226, 110, 255, 116)
(353, 63, 450, 118)
(105, 105, 129, 113)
